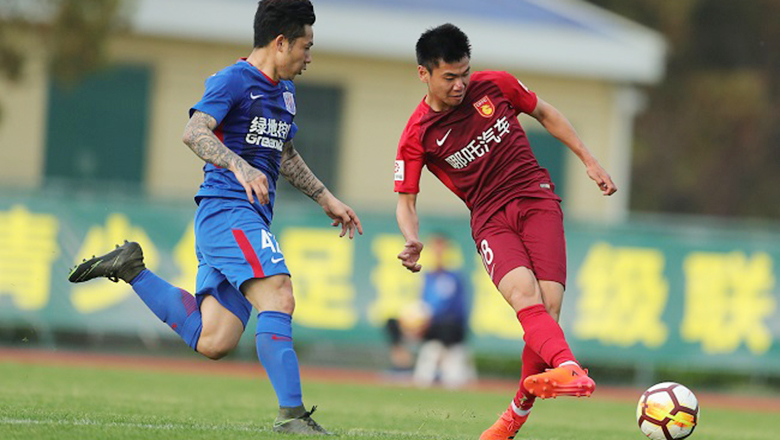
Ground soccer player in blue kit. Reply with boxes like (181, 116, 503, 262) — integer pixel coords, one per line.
(68, 0, 361, 434)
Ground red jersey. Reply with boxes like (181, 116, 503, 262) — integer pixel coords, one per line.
(394, 71, 561, 234)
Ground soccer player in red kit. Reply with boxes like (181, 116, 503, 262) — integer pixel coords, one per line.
(394, 24, 617, 440)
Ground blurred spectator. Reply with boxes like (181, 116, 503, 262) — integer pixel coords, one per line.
(384, 316, 415, 374)
(412, 233, 476, 389)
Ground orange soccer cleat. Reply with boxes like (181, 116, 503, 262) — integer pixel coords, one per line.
(522, 363, 595, 399)
(479, 406, 529, 440)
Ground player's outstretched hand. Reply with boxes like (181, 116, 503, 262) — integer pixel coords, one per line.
(586, 162, 617, 196)
(322, 195, 363, 239)
(398, 239, 423, 273)
(231, 161, 270, 204)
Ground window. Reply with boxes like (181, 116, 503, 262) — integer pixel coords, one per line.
(527, 130, 566, 199)
(44, 65, 151, 192)
(278, 83, 343, 201)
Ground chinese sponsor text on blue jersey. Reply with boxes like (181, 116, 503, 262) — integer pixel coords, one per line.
(190, 60, 299, 224)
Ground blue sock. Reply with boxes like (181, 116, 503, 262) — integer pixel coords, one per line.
(256, 311, 303, 408)
(130, 269, 203, 350)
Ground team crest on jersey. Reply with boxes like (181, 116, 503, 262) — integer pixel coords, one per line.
(283, 91, 296, 115)
(473, 96, 495, 119)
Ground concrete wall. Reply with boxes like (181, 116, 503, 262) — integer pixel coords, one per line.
(0, 37, 48, 188)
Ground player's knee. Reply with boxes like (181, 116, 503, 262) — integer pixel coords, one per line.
(270, 276, 295, 314)
(280, 293, 295, 315)
(197, 335, 236, 360)
(200, 344, 232, 360)
(269, 277, 295, 315)
(506, 286, 542, 311)
(243, 275, 295, 314)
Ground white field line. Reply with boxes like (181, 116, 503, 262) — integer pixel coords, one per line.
(0, 418, 263, 432)
(0, 418, 444, 439)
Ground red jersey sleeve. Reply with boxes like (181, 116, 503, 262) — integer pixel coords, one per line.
(474, 71, 538, 116)
(394, 103, 427, 193)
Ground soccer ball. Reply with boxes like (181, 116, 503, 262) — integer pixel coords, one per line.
(636, 382, 699, 440)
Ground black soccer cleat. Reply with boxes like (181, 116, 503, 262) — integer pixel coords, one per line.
(68, 240, 146, 284)
(273, 405, 330, 435)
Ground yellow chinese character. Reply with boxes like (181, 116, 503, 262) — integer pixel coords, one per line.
(367, 234, 465, 326)
(70, 214, 159, 313)
(0, 205, 60, 310)
(368, 235, 423, 325)
(281, 227, 357, 330)
(171, 221, 197, 294)
(574, 242, 668, 348)
(469, 254, 523, 340)
(681, 251, 775, 354)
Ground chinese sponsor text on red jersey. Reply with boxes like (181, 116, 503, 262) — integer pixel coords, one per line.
(394, 71, 560, 234)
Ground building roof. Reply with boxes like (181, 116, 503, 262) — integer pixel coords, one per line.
(131, 0, 666, 83)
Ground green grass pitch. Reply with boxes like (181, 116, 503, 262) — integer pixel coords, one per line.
(0, 361, 777, 440)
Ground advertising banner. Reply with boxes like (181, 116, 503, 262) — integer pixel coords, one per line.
(1, 194, 778, 372)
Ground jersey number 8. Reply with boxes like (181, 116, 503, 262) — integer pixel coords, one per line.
(480, 239, 494, 270)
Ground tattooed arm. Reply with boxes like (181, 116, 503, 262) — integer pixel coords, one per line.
(280, 140, 328, 203)
(281, 140, 363, 238)
(182, 110, 269, 204)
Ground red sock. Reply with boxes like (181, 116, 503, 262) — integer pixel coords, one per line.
(513, 344, 547, 410)
(516, 303, 576, 368)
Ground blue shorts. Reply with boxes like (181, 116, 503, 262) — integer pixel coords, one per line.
(193, 197, 290, 327)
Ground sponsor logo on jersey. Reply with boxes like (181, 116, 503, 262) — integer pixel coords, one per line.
(245, 116, 291, 151)
(436, 129, 453, 147)
(394, 160, 405, 181)
(473, 95, 495, 118)
(283, 91, 296, 115)
(444, 116, 511, 170)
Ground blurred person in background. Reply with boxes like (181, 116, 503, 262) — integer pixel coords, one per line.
(412, 232, 475, 389)
(383, 314, 415, 376)
(67, 0, 361, 435)
(394, 24, 616, 440)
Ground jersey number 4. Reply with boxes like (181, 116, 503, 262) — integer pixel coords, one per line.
(261, 229, 282, 254)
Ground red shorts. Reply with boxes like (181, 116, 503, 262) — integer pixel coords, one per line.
(473, 198, 566, 287)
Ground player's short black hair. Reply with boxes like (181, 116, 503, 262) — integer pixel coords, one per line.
(254, 0, 316, 48)
(416, 23, 471, 72)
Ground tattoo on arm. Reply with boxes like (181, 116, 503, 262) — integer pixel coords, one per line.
(182, 111, 247, 172)
(280, 141, 327, 202)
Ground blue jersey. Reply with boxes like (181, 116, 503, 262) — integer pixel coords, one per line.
(421, 270, 468, 324)
(190, 59, 299, 224)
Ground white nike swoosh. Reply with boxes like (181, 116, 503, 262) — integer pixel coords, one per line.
(436, 129, 452, 146)
(250, 92, 263, 100)
(271, 257, 285, 264)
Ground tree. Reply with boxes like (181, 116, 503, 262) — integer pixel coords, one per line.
(586, 0, 780, 219)
(0, 0, 129, 121)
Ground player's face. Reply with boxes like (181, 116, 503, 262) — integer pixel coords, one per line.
(419, 57, 471, 111)
(279, 25, 314, 80)
(430, 236, 448, 268)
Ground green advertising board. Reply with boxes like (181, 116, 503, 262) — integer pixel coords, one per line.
(0, 192, 778, 373)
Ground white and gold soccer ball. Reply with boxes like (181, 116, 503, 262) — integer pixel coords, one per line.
(636, 382, 699, 440)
